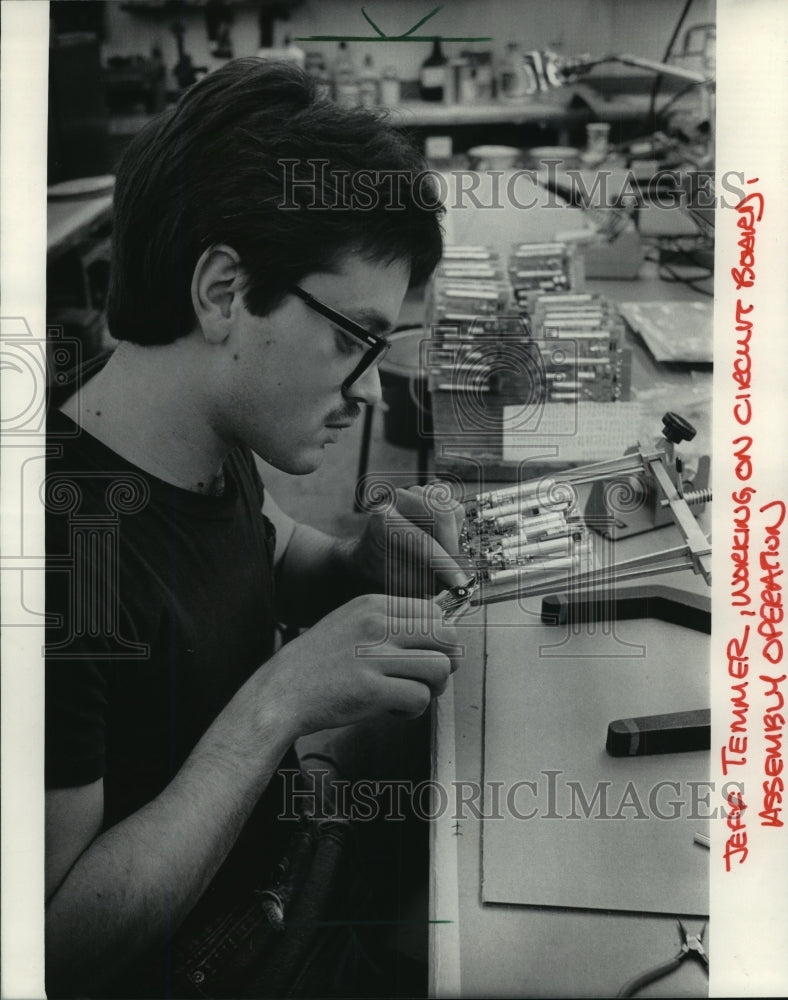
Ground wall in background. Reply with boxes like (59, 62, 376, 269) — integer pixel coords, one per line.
(100, 0, 716, 94)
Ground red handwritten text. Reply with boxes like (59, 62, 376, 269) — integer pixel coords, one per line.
(732, 298, 753, 425)
(731, 486, 756, 612)
(730, 180, 764, 291)
(733, 435, 753, 483)
(722, 629, 750, 778)
(759, 500, 785, 666)
(724, 788, 748, 871)
(760, 672, 785, 828)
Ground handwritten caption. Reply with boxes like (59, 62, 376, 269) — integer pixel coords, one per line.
(724, 178, 785, 871)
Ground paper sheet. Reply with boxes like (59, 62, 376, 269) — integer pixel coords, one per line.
(619, 301, 714, 364)
(502, 400, 643, 462)
(482, 600, 710, 915)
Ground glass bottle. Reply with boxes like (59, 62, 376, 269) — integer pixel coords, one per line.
(475, 52, 494, 101)
(315, 60, 333, 102)
(283, 34, 305, 69)
(499, 41, 529, 101)
(358, 53, 380, 108)
(380, 66, 401, 106)
(419, 38, 448, 102)
(333, 41, 359, 107)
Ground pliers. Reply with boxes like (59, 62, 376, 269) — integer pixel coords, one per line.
(617, 920, 709, 997)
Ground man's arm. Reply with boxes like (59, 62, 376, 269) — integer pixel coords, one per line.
(45, 594, 457, 996)
(263, 489, 357, 621)
(45, 668, 294, 997)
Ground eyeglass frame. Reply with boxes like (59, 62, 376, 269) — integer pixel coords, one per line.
(290, 285, 391, 391)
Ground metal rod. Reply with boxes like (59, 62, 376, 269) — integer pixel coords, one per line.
(471, 545, 698, 606)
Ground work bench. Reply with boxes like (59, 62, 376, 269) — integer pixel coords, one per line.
(424, 171, 713, 997)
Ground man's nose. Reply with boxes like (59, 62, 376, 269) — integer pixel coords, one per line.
(344, 364, 383, 408)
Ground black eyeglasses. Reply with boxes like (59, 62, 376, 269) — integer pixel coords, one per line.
(291, 286, 391, 391)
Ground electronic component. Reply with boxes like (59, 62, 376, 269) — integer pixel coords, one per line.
(508, 241, 584, 315)
(459, 482, 593, 592)
(435, 577, 479, 621)
(451, 412, 712, 606)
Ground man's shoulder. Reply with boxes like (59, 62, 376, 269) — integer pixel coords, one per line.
(46, 406, 153, 522)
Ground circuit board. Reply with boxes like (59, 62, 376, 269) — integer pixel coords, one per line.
(461, 477, 595, 594)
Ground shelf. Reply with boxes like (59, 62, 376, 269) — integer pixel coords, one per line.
(120, 1, 294, 14)
(106, 93, 585, 136)
(387, 96, 584, 128)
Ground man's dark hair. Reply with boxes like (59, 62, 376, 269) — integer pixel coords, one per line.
(107, 59, 445, 345)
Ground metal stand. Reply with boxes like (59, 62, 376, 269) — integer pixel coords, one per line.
(541, 581, 711, 633)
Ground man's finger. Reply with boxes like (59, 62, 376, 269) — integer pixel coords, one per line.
(391, 486, 469, 590)
(380, 652, 452, 694)
(387, 618, 459, 652)
(383, 525, 470, 592)
(382, 596, 452, 628)
(453, 502, 466, 536)
(423, 532, 473, 590)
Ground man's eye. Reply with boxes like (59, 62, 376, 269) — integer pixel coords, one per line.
(333, 327, 363, 356)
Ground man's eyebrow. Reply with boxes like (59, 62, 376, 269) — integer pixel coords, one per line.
(346, 309, 394, 335)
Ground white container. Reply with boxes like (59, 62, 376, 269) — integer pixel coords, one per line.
(380, 66, 400, 106)
(467, 145, 520, 169)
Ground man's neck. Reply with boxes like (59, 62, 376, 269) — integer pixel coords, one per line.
(61, 340, 230, 494)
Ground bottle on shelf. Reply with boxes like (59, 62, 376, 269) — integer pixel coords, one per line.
(306, 52, 332, 101)
(333, 41, 359, 107)
(419, 38, 448, 102)
(358, 53, 380, 108)
(334, 40, 354, 75)
(380, 65, 401, 106)
(475, 51, 495, 101)
(283, 34, 306, 68)
(498, 41, 534, 101)
(256, 35, 305, 68)
(459, 63, 477, 104)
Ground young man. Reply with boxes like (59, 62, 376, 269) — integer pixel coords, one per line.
(45, 59, 466, 998)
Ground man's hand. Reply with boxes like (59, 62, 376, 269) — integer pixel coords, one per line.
(352, 483, 470, 597)
(264, 593, 459, 736)
(266, 482, 471, 625)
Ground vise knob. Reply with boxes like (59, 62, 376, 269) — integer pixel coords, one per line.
(662, 411, 697, 444)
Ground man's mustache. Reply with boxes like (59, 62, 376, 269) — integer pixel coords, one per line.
(325, 402, 361, 425)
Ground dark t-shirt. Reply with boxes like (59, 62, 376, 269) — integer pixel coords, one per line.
(45, 401, 297, 883)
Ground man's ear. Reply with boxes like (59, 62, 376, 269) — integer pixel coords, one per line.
(191, 244, 243, 345)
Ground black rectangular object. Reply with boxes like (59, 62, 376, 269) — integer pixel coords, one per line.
(606, 708, 710, 757)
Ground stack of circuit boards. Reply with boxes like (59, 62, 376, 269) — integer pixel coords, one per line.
(424, 246, 528, 399)
(424, 243, 632, 479)
(506, 241, 584, 315)
(527, 292, 632, 404)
